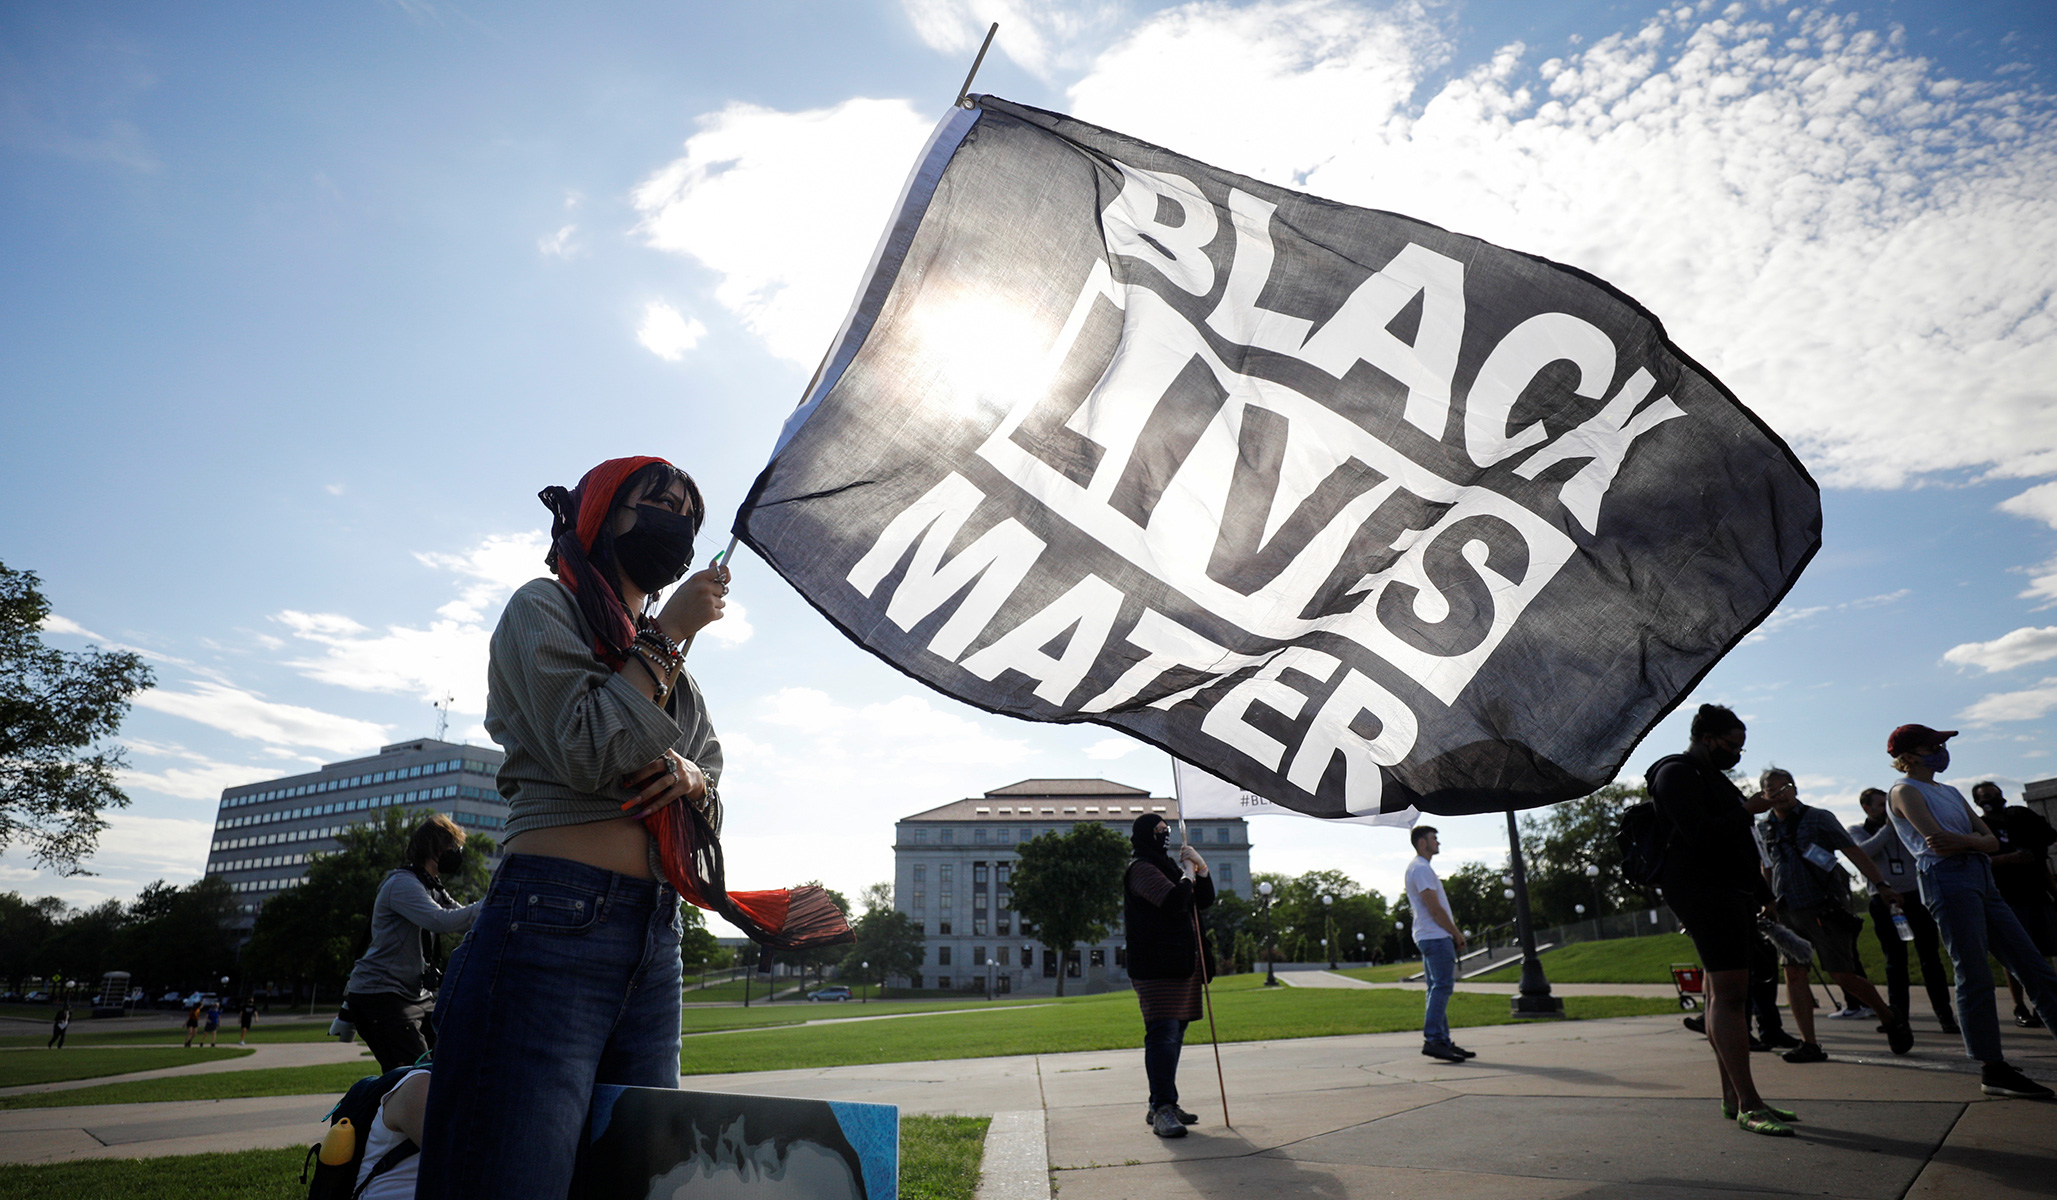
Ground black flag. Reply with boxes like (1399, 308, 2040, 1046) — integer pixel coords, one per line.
(736, 97, 1820, 818)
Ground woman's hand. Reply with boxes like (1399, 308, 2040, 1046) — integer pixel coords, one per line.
(620, 750, 708, 820)
(1178, 844, 1209, 876)
(655, 563, 729, 644)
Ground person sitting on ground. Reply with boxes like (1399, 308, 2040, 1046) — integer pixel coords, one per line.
(1754, 768, 1913, 1061)
(1886, 725, 2057, 1099)
(356, 1066, 432, 1200)
(1123, 813, 1215, 1139)
(1850, 787, 1959, 1034)
(1648, 704, 1795, 1135)
(1405, 825, 1474, 1064)
(1970, 781, 2057, 1029)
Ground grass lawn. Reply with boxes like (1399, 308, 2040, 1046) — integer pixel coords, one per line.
(0, 1061, 374, 1111)
(0, 1114, 992, 1200)
(0, 1022, 339, 1050)
(680, 997, 1053, 1034)
(1334, 962, 1426, 982)
(1467, 933, 1698, 984)
(0, 1046, 253, 1088)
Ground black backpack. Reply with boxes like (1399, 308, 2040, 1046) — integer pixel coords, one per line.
(301, 1064, 422, 1200)
(1615, 755, 1686, 886)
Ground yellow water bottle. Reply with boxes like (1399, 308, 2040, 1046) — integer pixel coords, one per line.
(319, 1118, 356, 1166)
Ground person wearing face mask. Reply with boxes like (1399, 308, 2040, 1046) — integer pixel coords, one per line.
(343, 813, 481, 1073)
(1968, 781, 2057, 1029)
(1646, 704, 1795, 1135)
(1848, 788, 1959, 1035)
(415, 457, 734, 1200)
(1886, 724, 2057, 1099)
(1123, 813, 1214, 1139)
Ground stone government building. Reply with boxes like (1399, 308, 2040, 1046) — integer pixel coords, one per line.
(892, 779, 1250, 996)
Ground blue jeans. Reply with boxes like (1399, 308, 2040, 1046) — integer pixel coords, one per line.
(1143, 1018, 1188, 1109)
(1918, 854, 2057, 1063)
(1419, 937, 1457, 1045)
(416, 855, 683, 1200)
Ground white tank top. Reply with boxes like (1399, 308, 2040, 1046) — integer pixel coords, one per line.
(1887, 777, 1977, 871)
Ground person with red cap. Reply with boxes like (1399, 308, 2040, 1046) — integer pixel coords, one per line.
(1886, 724, 2057, 1099)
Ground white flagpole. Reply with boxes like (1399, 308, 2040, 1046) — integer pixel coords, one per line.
(1169, 755, 1232, 1127)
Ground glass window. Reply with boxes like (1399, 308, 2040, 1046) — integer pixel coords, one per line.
(973, 919, 987, 935)
(974, 828, 986, 844)
(1021, 946, 1034, 968)
(997, 919, 1010, 935)
(998, 946, 1011, 966)
(937, 946, 951, 966)
(913, 865, 926, 882)
(1090, 949, 1105, 967)
(938, 919, 951, 935)
(913, 829, 928, 844)
(1219, 863, 1233, 883)
(912, 891, 925, 911)
(939, 865, 953, 884)
(940, 829, 954, 844)
(937, 976, 951, 989)
(973, 893, 988, 911)
(939, 891, 952, 908)
(973, 945, 986, 966)
(973, 864, 988, 884)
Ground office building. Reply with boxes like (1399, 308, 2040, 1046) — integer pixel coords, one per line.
(203, 738, 506, 929)
(892, 778, 1250, 997)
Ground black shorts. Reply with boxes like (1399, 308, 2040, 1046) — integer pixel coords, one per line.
(1664, 880, 1758, 973)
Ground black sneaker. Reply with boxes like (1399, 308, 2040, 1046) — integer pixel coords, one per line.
(1422, 1041, 1467, 1062)
(1144, 1104, 1200, 1127)
(1682, 1015, 1705, 1034)
(1781, 1041, 1829, 1064)
(1939, 1016, 1962, 1036)
(1886, 1021, 1914, 1055)
(1759, 1030, 1803, 1051)
(1446, 1043, 1478, 1059)
(1149, 1105, 1189, 1137)
(1981, 1061, 2055, 1099)
(2015, 1005, 2045, 1029)
(1748, 1035, 1768, 1052)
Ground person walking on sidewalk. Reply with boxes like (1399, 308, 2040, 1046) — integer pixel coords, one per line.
(1648, 704, 1797, 1135)
(1754, 768, 1915, 1061)
(1886, 724, 2057, 1099)
(1124, 813, 1215, 1139)
(1850, 788, 1959, 1034)
(238, 995, 257, 1045)
(182, 1001, 201, 1048)
(1406, 826, 1474, 1064)
(46, 1004, 68, 1049)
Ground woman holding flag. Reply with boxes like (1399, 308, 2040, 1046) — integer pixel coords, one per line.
(1124, 812, 1215, 1139)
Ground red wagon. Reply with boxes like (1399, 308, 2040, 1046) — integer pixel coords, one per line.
(1670, 963, 1706, 1011)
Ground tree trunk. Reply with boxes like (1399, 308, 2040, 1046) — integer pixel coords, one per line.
(1052, 946, 1066, 998)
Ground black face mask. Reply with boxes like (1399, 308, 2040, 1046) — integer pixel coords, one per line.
(1708, 743, 1742, 771)
(435, 848, 464, 877)
(612, 504, 698, 594)
(1154, 829, 1171, 854)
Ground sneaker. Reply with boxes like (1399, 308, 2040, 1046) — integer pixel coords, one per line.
(1736, 1108, 1796, 1136)
(1759, 1030, 1803, 1051)
(1748, 1035, 1768, 1052)
(1980, 1061, 2055, 1100)
(1144, 1104, 1199, 1127)
(1150, 1105, 1189, 1137)
(1939, 1016, 1962, 1036)
(1781, 1041, 1829, 1064)
(2015, 1005, 2045, 1029)
(1824, 1004, 1872, 1021)
(1682, 1015, 1705, 1035)
(1885, 1021, 1914, 1055)
(1446, 1043, 1478, 1059)
(1421, 1041, 1467, 1063)
(1721, 1100, 1799, 1121)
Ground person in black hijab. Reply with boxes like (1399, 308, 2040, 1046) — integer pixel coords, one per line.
(1123, 812, 1214, 1139)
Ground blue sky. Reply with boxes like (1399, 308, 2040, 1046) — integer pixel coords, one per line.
(5, 0, 2054, 933)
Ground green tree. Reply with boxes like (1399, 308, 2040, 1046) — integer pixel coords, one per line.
(1517, 784, 1654, 925)
(243, 808, 494, 994)
(0, 892, 64, 990)
(678, 902, 719, 970)
(115, 876, 239, 996)
(1011, 822, 1127, 997)
(838, 881, 924, 997)
(38, 898, 123, 987)
(1441, 861, 1513, 934)
(0, 563, 155, 874)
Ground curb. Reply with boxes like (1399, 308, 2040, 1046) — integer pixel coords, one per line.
(974, 1109, 1049, 1200)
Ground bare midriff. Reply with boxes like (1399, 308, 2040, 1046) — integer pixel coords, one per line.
(504, 816, 654, 880)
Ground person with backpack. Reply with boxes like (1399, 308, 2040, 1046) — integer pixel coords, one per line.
(304, 1063, 430, 1200)
(342, 814, 481, 1073)
(1646, 703, 1795, 1136)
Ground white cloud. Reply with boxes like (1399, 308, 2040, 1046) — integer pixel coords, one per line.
(1065, 1, 2057, 491)
(1743, 589, 1908, 643)
(633, 98, 937, 366)
(94, 814, 217, 878)
(39, 613, 103, 640)
(117, 741, 278, 802)
(324, 482, 345, 496)
(1944, 626, 2057, 673)
(413, 532, 549, 623)
(2001, 482, 2057, 531)
(635, 299, 706, 360)
(134, 682, 389, 754)
(1960, 677, 2057, 724)
(900, 0, 1126, 79)
(1084, 736, 1138, 760)
(538, 223, 581, 259)
(697, 599, 754, 647)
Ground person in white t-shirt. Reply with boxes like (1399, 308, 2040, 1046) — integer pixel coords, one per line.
(1405, 826, 1473, 1062)
(355, 1067, 430, 1200)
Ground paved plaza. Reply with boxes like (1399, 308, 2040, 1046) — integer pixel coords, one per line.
(1, 984, 2051, 1198)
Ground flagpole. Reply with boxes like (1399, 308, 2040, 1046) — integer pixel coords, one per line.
(1170, 757, 1232, 1127)
(955, 23, 999, 108)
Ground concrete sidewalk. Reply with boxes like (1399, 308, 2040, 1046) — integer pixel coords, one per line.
(1276, 970, 1682, 998)
(3, 1000, 2052, 1198)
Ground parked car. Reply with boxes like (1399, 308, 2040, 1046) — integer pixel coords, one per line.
(0, 992, 19, 1003)
(156, 991, 186, 1009)
(181, 992, 222, 1010)
(23, 991, 49, 1003)
(805, 986, 852, 1002)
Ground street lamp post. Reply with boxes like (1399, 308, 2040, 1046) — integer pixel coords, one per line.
(1321, 894, 1336, 970)
(1585, 863, 1603, 917)
(1505, 809, 1564, 1019)
(861, 961, 869, 1004)
(1259, 881, 1278, 986)
(1356, 931, 1365, 964)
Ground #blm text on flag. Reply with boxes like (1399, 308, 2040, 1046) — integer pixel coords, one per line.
(734, 97, 1821, 820)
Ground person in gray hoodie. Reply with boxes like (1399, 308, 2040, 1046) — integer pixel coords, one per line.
(343, 814, 481, 1072)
